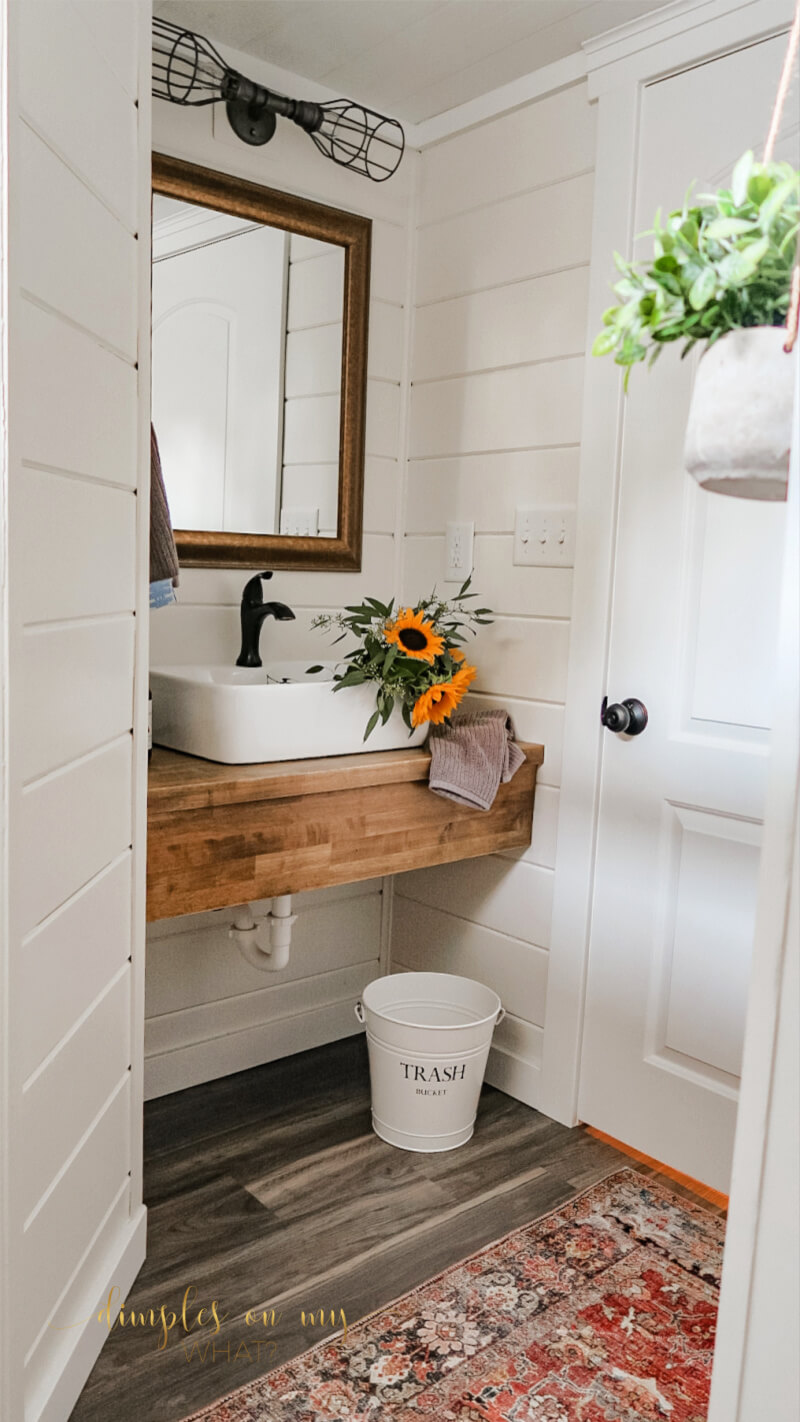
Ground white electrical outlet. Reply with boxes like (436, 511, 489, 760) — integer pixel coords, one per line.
(280, 506, 319, 537)
(445, 521, 474, 582)
(513, 506, 576, 567)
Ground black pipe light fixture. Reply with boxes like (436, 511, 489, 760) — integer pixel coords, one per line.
(152, 17, 405, 183)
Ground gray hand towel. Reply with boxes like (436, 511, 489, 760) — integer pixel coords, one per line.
(150, 425, 180, 586)
(429, 709, 525, 811)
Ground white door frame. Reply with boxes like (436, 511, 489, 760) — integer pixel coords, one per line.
(539, 0, 795, 1126)
(707, 358, 799, 1421)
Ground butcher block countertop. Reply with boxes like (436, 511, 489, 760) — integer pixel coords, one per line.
(147, 742, 544, 922)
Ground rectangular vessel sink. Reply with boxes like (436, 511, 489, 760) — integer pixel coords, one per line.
(150, 662, 428, 764)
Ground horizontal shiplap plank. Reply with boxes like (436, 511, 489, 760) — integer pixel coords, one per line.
(19, 1, 137, 231)
(19, 300, 137, 487)
(405, 448, 580, 534)
(371, 220, 407, 304)
(22, 968, 131, 1217)
(145, 961, 376, 1057)
(145, 876, 384, 943)
(145, 893, 382, 1017)
(416, 172, 593, 305)
(19, 737, 132, 935)
(369, 301, 405, 382)
(420, 82, 595, 226)
(280, 463, 339, 532)
(465, 693, 564, 789)
(502, 783, 560, 870)
(410, 359, 584, 458)
(21, 618, 134, 782)
(366, 378, 401, 459)
(392, 896, 548, 1026)
(20, 469, 136, 623)
(413, 266, 590, 383)
(19, 854, 132, 1081)
(19, 124, 137, 359)
(403, 535, 574, 617)
(22, 1078, 130, 1354)
(283, 394, 340, 465)
(72, 0, 139, 99)
(364, 456, 398, 534)
(144, 998, 364, 1099)
(287, 248, 345, 330)
(470, 616, 571, 703)
(284, 324, 342, 398)
(396, 855, 554, 950)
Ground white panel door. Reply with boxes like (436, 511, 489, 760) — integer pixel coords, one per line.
(152, 224, 288, 534)
(579, 35, 796, 1191)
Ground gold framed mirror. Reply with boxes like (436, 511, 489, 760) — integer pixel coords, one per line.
(151, 153, 371, 571)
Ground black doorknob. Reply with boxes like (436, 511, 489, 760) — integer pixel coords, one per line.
(601, 696, 648, 736)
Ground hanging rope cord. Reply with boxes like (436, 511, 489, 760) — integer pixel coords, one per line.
(766, 0, 800, 351)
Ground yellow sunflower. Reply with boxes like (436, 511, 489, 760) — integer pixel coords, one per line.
(412, 677, 465, 727)
(385, 608, 444, 663)
(451, 662, 477, 695)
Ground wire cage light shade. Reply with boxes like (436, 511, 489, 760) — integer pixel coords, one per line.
(152, 17, 405, 183)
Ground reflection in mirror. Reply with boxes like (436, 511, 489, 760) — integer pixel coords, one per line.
(152, 196, 345, 538)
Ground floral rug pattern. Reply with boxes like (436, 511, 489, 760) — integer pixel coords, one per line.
(183, 1169, 725, 1422)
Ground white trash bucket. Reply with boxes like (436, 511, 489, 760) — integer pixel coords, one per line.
(355, 972, 505, 1152)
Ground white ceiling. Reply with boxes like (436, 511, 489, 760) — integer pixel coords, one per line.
(153, 1, 669, 124)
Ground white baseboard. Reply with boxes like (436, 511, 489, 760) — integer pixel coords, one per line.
(144, 999, 366, 1099)
(485, 1041, 543, 1109)
(32, 1205, 146, 1422)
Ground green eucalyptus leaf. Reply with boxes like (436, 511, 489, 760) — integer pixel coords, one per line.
(688, 267, 716, 309)
(363, 709, 380, 741)
(731, 150, 754, 207)
(705, 217, 757, 240)
(592, 327, 619, 357)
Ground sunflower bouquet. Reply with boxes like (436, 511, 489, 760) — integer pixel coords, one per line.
(308, 579, 493, 740)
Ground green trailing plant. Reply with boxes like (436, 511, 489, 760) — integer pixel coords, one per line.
(593, 150, 800, 386)
(307, 580, 493, 740)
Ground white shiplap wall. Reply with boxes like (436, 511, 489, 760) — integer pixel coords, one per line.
(147, 51, 417, 1097)
(393, 82, 596, 1109)
(0, 3, 150, 1419)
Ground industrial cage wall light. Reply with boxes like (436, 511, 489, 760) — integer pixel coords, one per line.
(152, 17, 405, 183)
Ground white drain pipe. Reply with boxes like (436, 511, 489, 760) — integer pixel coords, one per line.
(230, 897, 297, 972)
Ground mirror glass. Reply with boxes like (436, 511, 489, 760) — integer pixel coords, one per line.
(152, 195, 345, 539)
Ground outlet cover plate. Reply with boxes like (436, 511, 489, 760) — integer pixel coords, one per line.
(280, 506, 319, 537)
(513, 505, 575, 567)
(445, 520, 474, 582)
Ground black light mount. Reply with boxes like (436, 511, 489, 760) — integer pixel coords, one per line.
(152, 18, 405, 183)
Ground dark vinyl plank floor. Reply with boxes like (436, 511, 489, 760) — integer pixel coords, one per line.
(69, 1036, 709, 1422)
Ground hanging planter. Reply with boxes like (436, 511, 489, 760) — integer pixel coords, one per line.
(591, 2, 800, 502)
(683, 326, 794, 499)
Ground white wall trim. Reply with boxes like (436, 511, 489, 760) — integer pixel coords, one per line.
(34, 1206, 146, 1422)
(538, 0, 793, 1127)
(0, 2, 11, 1416)
(707, 358, 799, 1422)
(585, 0, 792, 94)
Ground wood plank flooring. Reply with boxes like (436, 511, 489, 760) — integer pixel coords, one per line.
(69, 1037, 722, 1422)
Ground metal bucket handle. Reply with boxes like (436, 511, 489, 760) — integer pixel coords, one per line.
(357, 999, 504, 1026)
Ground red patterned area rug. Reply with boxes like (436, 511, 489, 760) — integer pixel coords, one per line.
(183, 1169, 725, 1422)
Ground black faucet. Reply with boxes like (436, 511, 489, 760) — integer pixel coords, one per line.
(236, 572, 295, 668)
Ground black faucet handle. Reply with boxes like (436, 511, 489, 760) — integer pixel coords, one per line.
(241, 571, 274, 607)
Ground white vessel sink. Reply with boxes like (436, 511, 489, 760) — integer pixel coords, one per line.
(150, 662, 428, 764)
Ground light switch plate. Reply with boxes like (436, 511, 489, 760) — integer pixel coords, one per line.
(280, 506, 319, 537)
(445, 521, 474, 582)
(513, 506, 576, 567)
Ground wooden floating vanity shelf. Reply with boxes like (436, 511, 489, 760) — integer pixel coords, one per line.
(147, 743, 544, 922)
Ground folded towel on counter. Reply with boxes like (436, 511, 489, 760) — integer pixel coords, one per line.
(429, 708, 525, 811)
(150, 425, 179, 591)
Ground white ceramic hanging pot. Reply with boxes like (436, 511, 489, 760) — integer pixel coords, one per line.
(683, 326, 794, 501)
